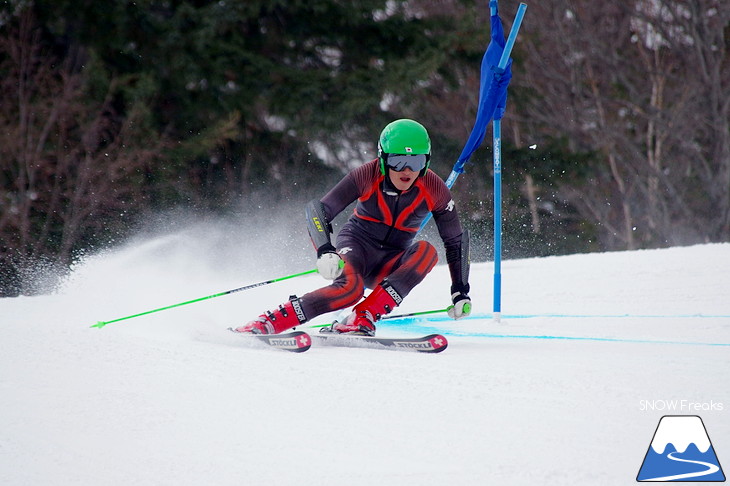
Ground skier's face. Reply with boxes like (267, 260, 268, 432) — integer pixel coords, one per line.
(389, 167, 417, 191)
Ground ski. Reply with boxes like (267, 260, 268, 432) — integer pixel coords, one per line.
(312, 332, 448, 353)
(228, 329, 312, 353)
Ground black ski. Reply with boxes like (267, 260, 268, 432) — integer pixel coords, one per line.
(228, 329, 312, 353)
(313, 332, 448, 353)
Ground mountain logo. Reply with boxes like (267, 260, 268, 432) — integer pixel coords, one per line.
(637, 415, 725, 482)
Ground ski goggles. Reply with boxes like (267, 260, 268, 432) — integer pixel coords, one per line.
(383, 153, 429, 172)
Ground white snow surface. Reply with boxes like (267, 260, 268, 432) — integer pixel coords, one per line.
(2, 232, 729, 486)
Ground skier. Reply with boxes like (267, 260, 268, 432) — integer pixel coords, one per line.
(235, 118, 471, 336)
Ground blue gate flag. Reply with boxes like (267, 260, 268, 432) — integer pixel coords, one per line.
(418, 1, 523, 234)
(452, 1, 513, 176)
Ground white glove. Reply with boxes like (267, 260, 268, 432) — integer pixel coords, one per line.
(447, 292, 472, 320)
(316, 252, 345, 280)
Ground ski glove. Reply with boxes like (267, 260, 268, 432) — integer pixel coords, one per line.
(317, 252, 345, 280)
(447, 292, 472, 320)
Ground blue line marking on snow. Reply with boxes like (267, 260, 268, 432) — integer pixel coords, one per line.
(397, 312, 730, 322)
(379, 314, 730, 347)
(453, 333, 730, 347)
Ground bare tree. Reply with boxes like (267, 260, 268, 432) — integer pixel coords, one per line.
(0, 9, 166, 294)
(515, 0, 729, 249)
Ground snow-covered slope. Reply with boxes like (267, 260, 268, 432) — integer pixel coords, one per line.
(1, 232, 729, 485)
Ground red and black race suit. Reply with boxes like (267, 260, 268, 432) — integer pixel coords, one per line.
(322, 159, 462, 249)
(336, 160, 464, 278)
(298, 159, 468, 320)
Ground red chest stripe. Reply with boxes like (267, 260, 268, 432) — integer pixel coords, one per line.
(393, 179, 435, 232)
(355, 174, 394, 226)
(354, 178, 436, 232)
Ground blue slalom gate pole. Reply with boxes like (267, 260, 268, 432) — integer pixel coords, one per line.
(492, 3, 526, 322)
(493, 119, 503, 321)
(498, 3, 526, 70)
(416, 1, 526, 323)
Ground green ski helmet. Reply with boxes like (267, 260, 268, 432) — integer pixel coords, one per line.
(378, 119, 431, 177)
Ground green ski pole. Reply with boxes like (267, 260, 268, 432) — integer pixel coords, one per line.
(382, 308, 450, 320)
(92, 268, 318, 329)
(306, 308, 449, 330)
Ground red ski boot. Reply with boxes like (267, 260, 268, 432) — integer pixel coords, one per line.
(332, 281, 402, 336)
(234, 296, 307, 334)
